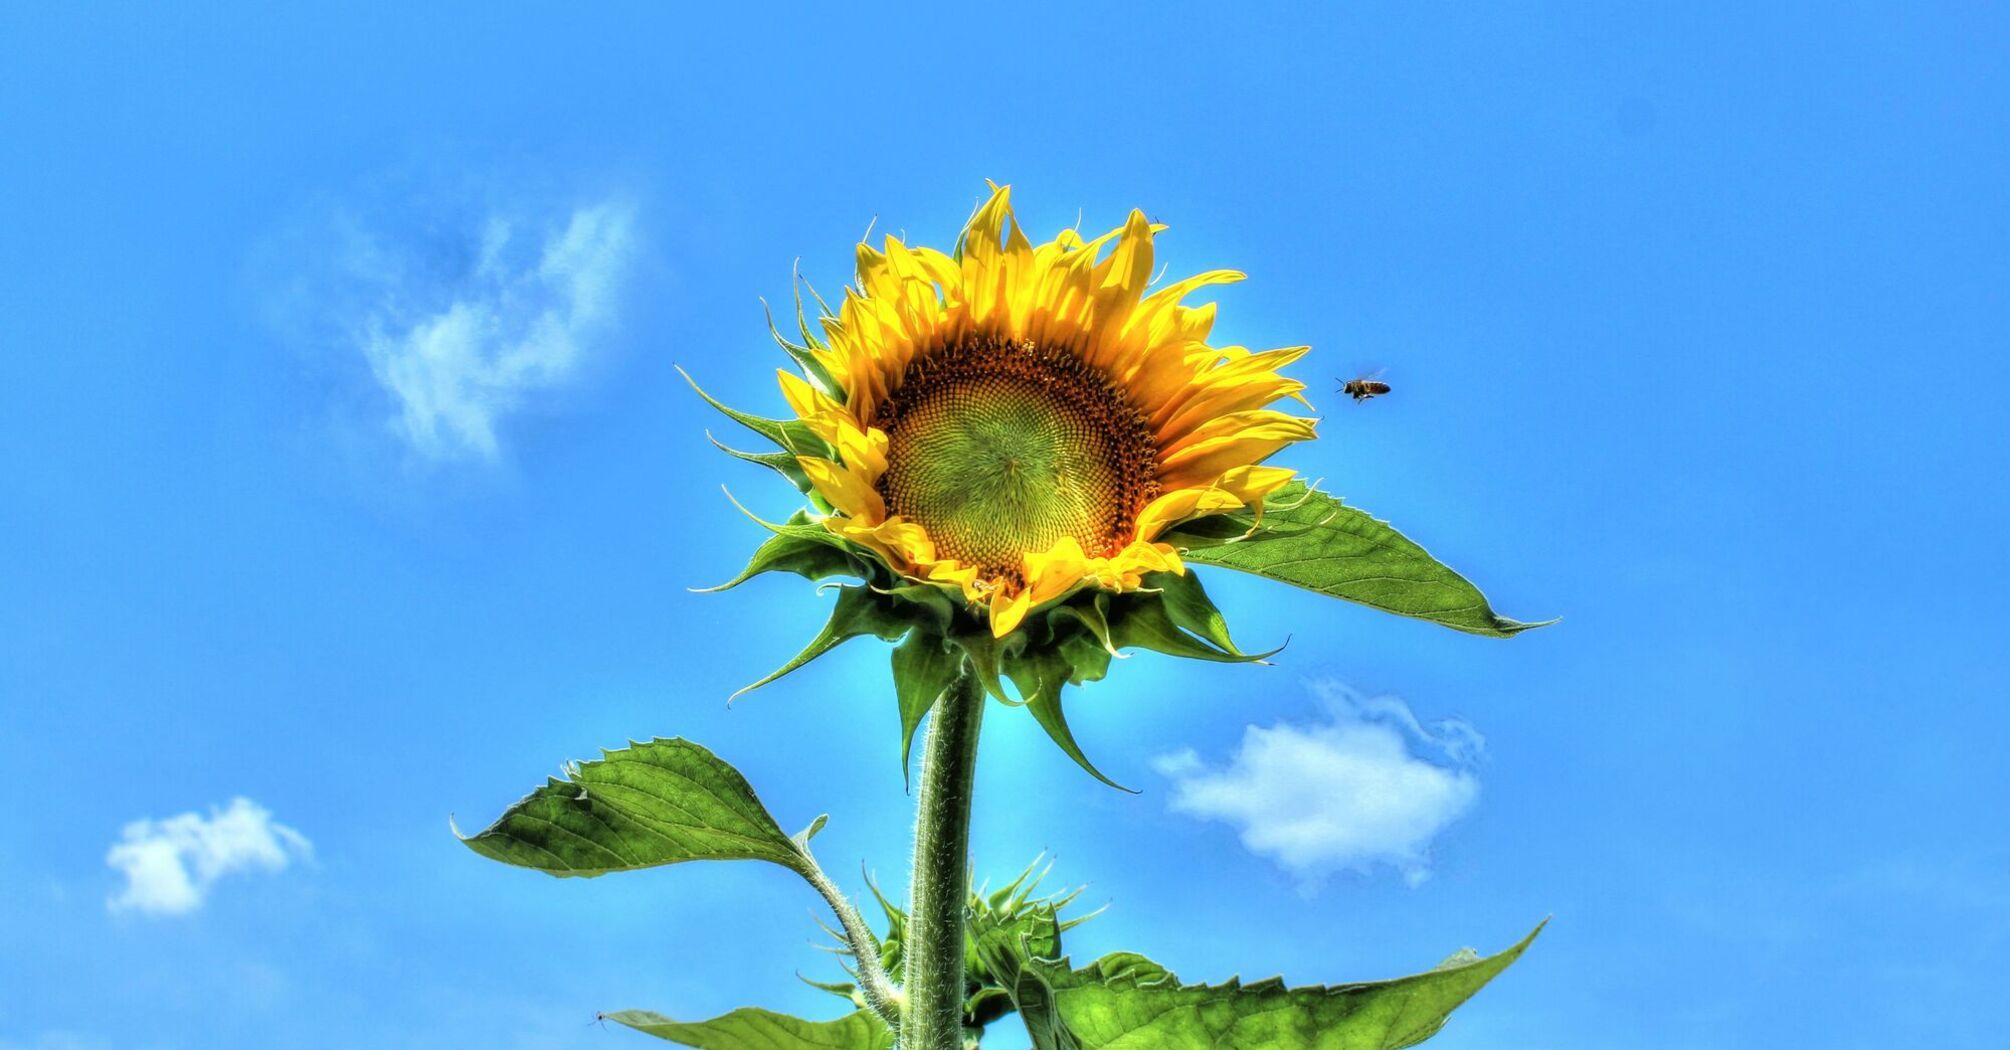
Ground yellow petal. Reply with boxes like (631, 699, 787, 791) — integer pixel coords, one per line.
(1022, 536, 1090, 604)
(798, 457, 885, 521)
(760, 185, 1314, 624)
(1136, 486, 1244, 540)
(989, 587, 1034, 638)
(1214, 464, 1297, 505)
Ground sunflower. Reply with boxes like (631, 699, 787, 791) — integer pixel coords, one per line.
(772, 183, 1315, 638)
(695, 184, 1370, 784)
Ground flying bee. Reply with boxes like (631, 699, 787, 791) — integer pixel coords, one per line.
(1338, 371, 1391, 403)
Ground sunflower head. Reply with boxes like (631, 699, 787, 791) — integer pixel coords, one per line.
(776, 183, 1314, 635)
(697, 183, 1318, 784)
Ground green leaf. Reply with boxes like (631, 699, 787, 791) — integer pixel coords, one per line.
(1156, 483, 1323, 549)
(891, 631, 965, 787)
(1004, 645, 1132, 792)
(798, 972, 865, 1009)
(605, 1007, 893, 1050)
(864, 872, 907, 971)
(1018, 921, 1546, 1050)
(700, 527, 865, 593)
(457, 738, 807, 877)
(1177, 482, 1552, 638)
(790, 813, 829, 852)
(735, 586, 918, 700)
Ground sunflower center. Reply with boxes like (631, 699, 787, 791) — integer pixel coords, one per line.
(874, 337, 1160, 579)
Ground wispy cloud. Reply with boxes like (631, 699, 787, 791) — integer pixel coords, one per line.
(1153, 681, 1482, 887)
(344, 199, 637, 461)
(105, 798, 312, 916)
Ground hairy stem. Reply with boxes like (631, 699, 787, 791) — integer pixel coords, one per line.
(796, 848, 903, 1031)
(901, 666, 986, 1050)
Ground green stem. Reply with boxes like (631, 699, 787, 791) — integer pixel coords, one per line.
(901, 665, 986, 1050)
(795, 847, 903, 1030)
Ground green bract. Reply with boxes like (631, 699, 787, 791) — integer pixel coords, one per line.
(697, 347, 1547, 785)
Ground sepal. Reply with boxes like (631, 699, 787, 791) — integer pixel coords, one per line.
(944, 627, 1023, 704)
(762, 286, 841, 398)
(1151, 569, 1253, 656)
(699, 514, 868, 592)
(939, 577, 1275, 788)
(706, 430, 815, 494)
(1004, 644, 1130, 792)
(680, 364, 833, 463)
(735, 585, 919, 700)
(891, 630, 964, 787)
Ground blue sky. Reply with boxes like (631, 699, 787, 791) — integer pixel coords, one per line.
(3, 3, 2007, 1048)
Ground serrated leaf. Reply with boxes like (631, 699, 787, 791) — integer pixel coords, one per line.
(457, 738, 806, 877)
(891, 631, 964, 787)
(1080, 952, 1171, 985)
(1178, 482, 1550, 638)
(1020, 921, 1545, 1050)
(701, 528, 865, 593)
(604, 1007, 893, 1050)
(736, 586, 918, 699)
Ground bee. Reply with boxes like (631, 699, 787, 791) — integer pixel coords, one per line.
(1338, 372, 1391, 403)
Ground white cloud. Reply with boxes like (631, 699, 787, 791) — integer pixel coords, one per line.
(105, 797, 312, 916)
(1153, 682, 1482, 887)
(349, 199, 637, 461)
